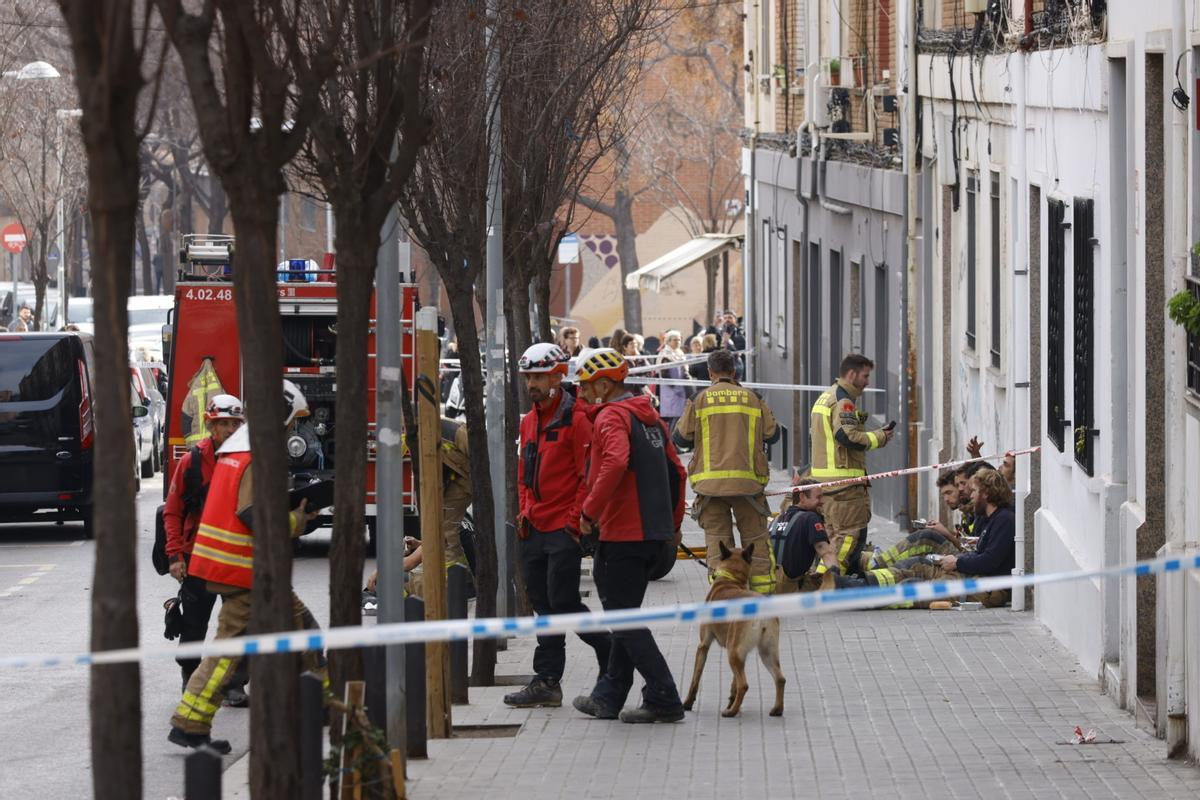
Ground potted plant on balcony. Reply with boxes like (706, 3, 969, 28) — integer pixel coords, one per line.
(1168, 285, 1200, 338)
(828, 58, 841, 86)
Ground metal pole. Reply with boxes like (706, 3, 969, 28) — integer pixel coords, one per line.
(485, 0, 509, 617)
(56, 116, 67, 318)
(376, 201, 407, 755)
(903, 0, 920, 522)
(1011, 39, 1031, 613)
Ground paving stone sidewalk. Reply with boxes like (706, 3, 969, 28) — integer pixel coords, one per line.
(406, 466, 1200, 800)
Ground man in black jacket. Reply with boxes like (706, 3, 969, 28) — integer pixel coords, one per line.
(866, 467, 1014, 607)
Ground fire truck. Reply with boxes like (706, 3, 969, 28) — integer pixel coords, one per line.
(161, 233, 417, 548)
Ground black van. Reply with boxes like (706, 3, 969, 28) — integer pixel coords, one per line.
(0, 332, 97, 536)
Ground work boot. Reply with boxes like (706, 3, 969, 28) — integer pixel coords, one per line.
(223, 686, 249, 708)
(618, 705, 684, 724)
(168, 726, 232, 755)
(571, 694, 618, 720)
(502, 678, 562, 708)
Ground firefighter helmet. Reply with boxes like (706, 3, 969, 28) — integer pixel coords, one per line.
(574, 348, 628, 384)
(205, 394, 244, 421)
(518, 342, 569, 374)
(283, 379, 310, 425)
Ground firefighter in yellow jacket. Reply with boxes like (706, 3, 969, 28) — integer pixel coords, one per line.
(809, 353, 894, 575)
(167, 379, 322, 754)
(673, 348, 779, 593)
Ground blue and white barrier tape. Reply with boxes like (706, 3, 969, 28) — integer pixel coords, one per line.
(2, 550, 1197, 671)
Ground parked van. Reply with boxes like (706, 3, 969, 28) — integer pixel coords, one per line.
(0, 332, 97, 536)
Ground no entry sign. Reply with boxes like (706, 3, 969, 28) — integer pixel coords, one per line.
(2, 223, 28, 254)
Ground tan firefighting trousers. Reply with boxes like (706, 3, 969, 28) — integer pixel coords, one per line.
(408, 478, 472, 599)
(171, 590, 325, 735)
(694, 493, 774, 593)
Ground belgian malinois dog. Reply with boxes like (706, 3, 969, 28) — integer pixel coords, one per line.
(683, 542, 786, 717)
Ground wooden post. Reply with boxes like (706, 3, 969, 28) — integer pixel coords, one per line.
(415, 306, 451, 737)
(184, 747, 221, 800)
(339, 681, 366, 800)
(298, 671, 324, 800)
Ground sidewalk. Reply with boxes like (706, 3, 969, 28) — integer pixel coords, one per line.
(403, 465, 1200, 800)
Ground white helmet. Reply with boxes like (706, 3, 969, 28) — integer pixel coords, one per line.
(518, 342, 569, 375)
(282, 379, 310, 425)
(205, 393, 244, 421)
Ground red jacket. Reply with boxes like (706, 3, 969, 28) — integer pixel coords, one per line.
(581, 393, 686, 542)
(518, 387, 592, 533)
(163, 437, 218, 561)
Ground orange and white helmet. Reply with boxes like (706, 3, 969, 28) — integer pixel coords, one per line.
(574, 348, 629, 384)
(518, 342, 569, 375)
(205, 394, 244, 421)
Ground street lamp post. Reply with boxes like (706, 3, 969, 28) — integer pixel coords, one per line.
(56, 109, 82, 320)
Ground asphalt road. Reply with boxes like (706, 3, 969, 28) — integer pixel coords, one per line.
(0, 474, 339, 799)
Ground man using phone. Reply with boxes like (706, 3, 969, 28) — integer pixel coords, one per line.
(809, 354, 894, 576)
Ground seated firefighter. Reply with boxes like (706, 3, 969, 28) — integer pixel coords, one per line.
(849, 467, 1016, 607)
(365, 418, 472, 600)
(770, 479, 840, 593)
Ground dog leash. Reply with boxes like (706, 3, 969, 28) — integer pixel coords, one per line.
(678, 542, 709, 569)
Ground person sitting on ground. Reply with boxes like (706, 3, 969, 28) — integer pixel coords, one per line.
(773, 479, 840, 593)
(967, 435, 1017, 486)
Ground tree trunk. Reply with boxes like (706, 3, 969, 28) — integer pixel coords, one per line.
(445, 279, 499, 684)
(136, 210, 153, 297)
(327, 220, 376, 712)
(208, 176, 228, 235)
(613, 190, 642, 332)
(56, 2, 146, 795)
(227, 198, 300, 799)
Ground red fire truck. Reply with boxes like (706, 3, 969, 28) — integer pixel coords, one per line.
(161, 233, 417, 547)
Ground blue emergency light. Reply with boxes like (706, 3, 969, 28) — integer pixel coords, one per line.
(279, 258, 316, 283)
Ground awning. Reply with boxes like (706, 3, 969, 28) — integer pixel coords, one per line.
(623, 233, 743, 292)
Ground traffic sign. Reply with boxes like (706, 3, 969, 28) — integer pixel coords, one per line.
(2, 223, 28, 254)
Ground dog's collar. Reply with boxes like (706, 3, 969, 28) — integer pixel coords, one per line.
(711, 569, 745, 585)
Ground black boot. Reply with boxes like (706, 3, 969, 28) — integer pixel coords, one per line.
(502, 677, 563, 708)
(168, 726, 231, 755)
(618, 705, 684, 724)
(223, 685, 249, 708)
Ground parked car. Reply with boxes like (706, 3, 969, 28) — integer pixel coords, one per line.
(1, 284, 59, 331)
(0, 332, 97, 536)
(130, 375, 155, 478)
(131, 363, 165, 472)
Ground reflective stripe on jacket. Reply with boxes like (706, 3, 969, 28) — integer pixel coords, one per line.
(189, 451, 255, 590)
(673, 378, 778, 496)
(809, 379, 881, 482)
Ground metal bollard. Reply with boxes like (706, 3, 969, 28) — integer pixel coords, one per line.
(405, 595, 428, 759)
(447, 564, 470, 704)
(184, 746, 221, 800)
(298, 671, 324, 800)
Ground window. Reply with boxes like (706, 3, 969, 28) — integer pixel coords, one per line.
(1047, 198, 1067, 452)
(1073, 198, 1096, 475)
(966, 172, 978, 350)
(774, 225, 788, 349)
(830, 249, 844, 368)
(990, 172, 1002, 369)
(874, 263, 889, 414)
(807, 242, 822, 384)
(1186, 275, 1200, 397)
(762, 219, 773, 337)
(300, 195, 318, 232)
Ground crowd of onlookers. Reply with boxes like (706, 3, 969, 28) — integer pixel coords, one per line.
(551, 311, 747, 429)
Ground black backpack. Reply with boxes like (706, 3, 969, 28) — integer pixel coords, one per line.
(152, 445, 208, 575)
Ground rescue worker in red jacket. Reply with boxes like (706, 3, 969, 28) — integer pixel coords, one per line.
(503, 343, 612, 708)
(162, 394, 249, 702)
(569, 348, 688, 724)
(168, 380, 322, 753)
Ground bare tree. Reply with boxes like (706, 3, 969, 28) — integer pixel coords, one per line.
(293, 0, 434, 723)
(54, 2, 162, 798)
(0, 67, 85, 327)
(639, 4, 742, 322)
(154, 3, 341, 794)
(398, 0, 496, 681)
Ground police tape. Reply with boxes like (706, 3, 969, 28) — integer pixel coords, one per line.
(2, 543, 1196, 671)
(626, 375, 884, 393)
(761, 447, 1040, 497)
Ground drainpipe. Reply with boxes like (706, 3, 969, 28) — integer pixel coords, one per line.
(1011, 46, 1030, 613)
(816, 136, 852, 215)
(745, 0, 760, 382)
(1164, 0, 1188, 757)
(903, 0, 920, 519)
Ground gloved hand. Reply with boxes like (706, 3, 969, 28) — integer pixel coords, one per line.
(579, 531, 599, 557)
(516, 515, 530, 540)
